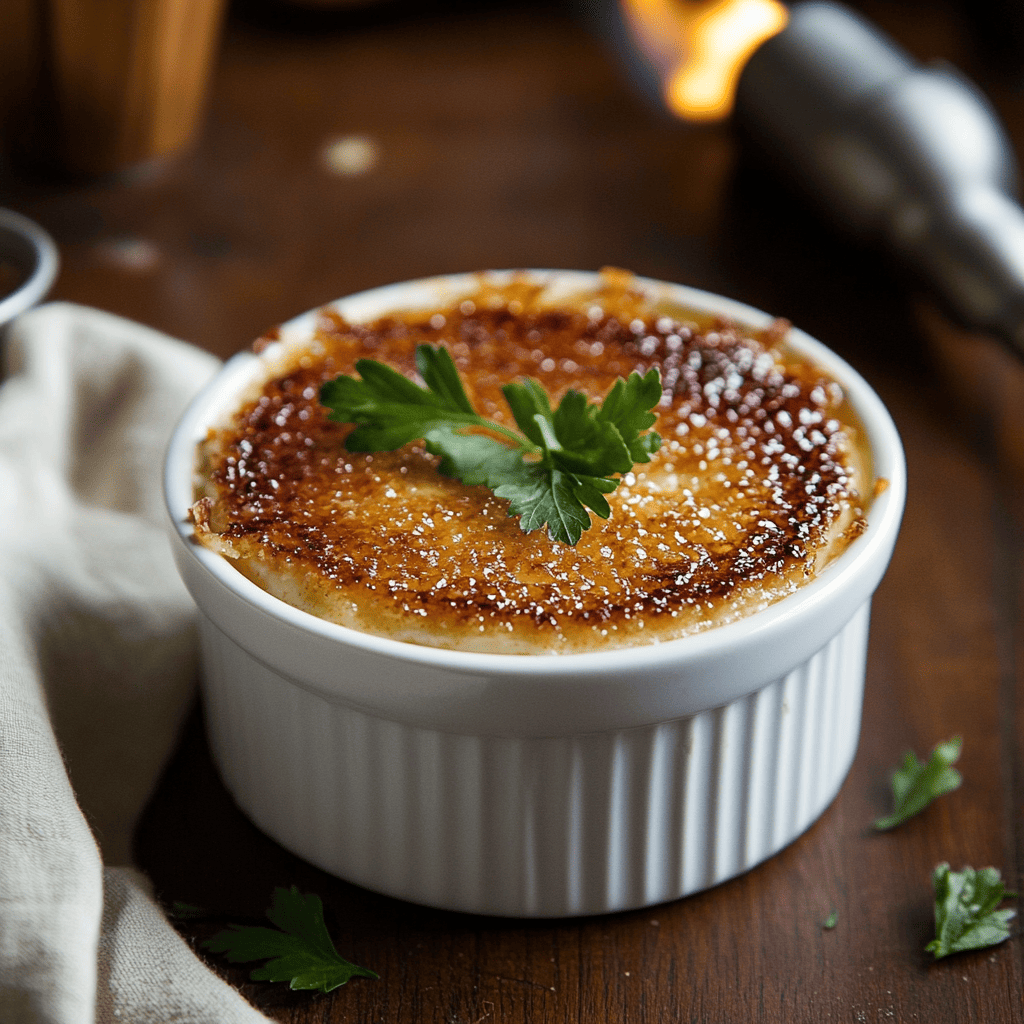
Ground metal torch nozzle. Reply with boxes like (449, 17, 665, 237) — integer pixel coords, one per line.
(735, 0, 1024, 360)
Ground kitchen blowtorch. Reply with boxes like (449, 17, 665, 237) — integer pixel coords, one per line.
(616, 0, 1024, 362)
(736, 2, 1024, 360)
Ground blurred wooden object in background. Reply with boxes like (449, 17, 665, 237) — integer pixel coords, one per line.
(1, 0, 228, 177)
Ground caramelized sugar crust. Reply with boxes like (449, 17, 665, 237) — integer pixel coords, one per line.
(192, 279, 870, 653)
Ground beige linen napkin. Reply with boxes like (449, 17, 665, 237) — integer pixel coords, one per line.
(0, 303, 270, 1024)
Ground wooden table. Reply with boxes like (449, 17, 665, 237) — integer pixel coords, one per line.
(3, 1, 1022, 1020)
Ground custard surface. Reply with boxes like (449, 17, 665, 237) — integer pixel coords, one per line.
(192, 277, 870, 653)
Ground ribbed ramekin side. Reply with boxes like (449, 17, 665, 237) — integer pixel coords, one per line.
(197, 604, 869, 918)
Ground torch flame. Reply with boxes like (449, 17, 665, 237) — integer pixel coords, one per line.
(620, 0, 789, 121)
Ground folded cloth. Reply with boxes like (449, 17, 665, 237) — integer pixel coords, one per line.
(0, 304, 270, 1024)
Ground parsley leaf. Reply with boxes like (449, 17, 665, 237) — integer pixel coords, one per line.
(203, 886, 378, 993)
(926, 864, 1017, 959)
(320, 344, 662, 545)
(822, 910, 838, 930)
(873, 736, 963, 830)
(169, 900, 207, 920)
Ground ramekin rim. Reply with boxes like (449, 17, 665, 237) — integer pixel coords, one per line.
(0, 208, 60, 328)
(165, 269, 906, 679)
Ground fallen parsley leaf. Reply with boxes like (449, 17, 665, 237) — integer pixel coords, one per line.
(169, 900, 208, 920)
(926, 864, 1016, 959)
(874, 736, 962, 830)
(203, 886, 378, 993)
(822, 910, 838, 930)
(320, 344, 662, 545)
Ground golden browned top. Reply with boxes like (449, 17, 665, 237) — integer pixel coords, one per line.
(193, 278, 869, 653)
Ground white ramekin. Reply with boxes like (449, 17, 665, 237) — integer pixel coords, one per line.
(164, 271, 905, 918)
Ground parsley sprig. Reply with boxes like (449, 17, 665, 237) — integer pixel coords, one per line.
(319, 344, 662, 545)
(926, 864, 1017, 959)
(874, 736, 963, 831)
(203, 887, 378, 993)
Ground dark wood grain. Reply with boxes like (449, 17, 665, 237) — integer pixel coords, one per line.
(4, 1, 1023, 1020)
